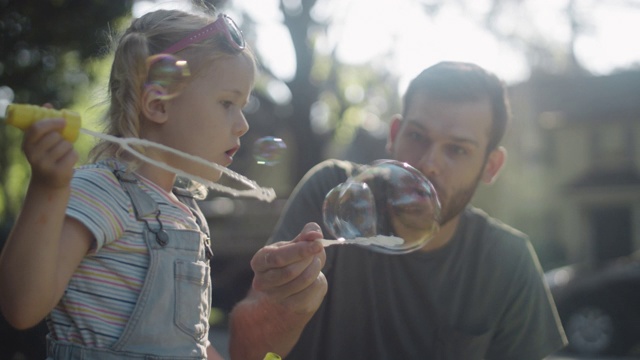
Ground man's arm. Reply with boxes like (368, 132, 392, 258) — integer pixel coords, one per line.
(228, 224, 326, 360)
(486, 239, 567, 360)
(228, 160, 351, 359)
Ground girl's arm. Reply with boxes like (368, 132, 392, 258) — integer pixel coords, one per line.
(0, 118, 92, 329)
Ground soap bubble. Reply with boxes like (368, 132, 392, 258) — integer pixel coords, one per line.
(322, 160, 440, 254)
(146, 54, 191, 100)
(324, 181, 376, 240)
(253, 136, 287, 165)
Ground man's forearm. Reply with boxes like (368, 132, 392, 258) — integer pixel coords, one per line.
(228, 293, 311, 360)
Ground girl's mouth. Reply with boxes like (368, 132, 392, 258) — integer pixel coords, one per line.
(226, 146, 239, 157)
(223, 146, 240, 166)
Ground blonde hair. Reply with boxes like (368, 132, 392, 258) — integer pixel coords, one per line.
(89, 9, 256, 164)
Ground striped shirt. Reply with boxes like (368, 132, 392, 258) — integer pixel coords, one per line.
(47, 159, 202, 347)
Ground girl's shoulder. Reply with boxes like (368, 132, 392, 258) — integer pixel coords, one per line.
(76, 158, 127, 172)
(67, 159, 135, 249)
(72, 159, 128, 197)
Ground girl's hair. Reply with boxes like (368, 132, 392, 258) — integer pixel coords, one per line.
(89, 9, 256, 163)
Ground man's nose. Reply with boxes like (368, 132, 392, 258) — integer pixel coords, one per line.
(416, 150, 440, 178)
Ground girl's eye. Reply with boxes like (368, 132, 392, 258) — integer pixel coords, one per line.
(221, 100, 233, 109)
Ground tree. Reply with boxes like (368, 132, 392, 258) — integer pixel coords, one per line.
(223, 0, 639, 194)
(216, 0, 402, 191)
(0, 0, 132, 231)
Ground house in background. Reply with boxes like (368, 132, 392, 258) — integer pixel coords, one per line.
(473, 70, 640, 268)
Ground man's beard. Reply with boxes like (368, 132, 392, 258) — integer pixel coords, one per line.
(436, 170, 483, 226)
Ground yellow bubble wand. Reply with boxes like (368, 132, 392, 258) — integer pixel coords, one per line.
(3, 103, 276, 202)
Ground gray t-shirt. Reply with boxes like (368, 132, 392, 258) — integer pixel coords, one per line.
(269, 159, 567, 360)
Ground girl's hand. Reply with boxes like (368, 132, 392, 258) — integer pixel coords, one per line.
(22, 117, 79, 189)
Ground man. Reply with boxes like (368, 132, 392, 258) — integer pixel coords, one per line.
(229, 61, 567, 360)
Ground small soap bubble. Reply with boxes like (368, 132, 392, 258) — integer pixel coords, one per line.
(253, 136, 287, 165)
(146, 54, 191, 99)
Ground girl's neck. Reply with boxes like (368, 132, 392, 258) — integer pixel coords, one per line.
(136, 163, 176, 193)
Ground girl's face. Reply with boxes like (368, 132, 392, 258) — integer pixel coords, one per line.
(161, 54, 255, 180)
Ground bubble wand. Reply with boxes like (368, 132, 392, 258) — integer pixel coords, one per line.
(3, 103, 276, 202)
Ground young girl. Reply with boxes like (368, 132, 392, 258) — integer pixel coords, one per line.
(0, 8, 263, 359)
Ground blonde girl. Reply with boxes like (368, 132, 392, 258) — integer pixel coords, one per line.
(0, 8, 260, 359)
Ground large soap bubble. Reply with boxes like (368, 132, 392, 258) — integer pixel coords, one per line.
(322, 160, 440, 254)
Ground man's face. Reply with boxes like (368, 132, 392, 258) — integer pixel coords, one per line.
(388, 93, 499, 225)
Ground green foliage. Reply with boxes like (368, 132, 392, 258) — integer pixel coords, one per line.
(0, 0, 132, 230)
(1, 0, 132, 106)
(0, 125, 28, 227)
(322, 62, 401, 147)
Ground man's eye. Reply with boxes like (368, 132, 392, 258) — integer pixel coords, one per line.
(407, 131, 424, 141)
(448, 145, 468, 156)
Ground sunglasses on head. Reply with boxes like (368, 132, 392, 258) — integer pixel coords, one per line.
(161, 13, 245, 54)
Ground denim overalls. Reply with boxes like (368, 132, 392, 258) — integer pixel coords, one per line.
(47, 171, 213, 359)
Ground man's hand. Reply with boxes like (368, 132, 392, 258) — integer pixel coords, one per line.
(250, 222, 327, 313)
(229, 223, 328, 360)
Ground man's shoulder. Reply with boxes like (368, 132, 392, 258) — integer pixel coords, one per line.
(297, 159, 363, 190)
(460, 207, 544, 297)
(462, 206, 532, 261)
(306, 159, 361, 177)
(464, 206, 527, 242)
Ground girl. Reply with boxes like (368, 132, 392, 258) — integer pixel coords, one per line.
(0, 8, 259, 359)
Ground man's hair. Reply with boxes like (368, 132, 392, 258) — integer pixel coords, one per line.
(402, 61, 511, 153)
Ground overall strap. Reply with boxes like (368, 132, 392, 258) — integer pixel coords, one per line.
(173, 187, 213, 259)
(113, 170, 158, 219)
(114, 170, 169, 246)
(172, 188, 210, 237)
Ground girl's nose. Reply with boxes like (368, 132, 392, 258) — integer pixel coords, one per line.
(235, 113, 249, 137)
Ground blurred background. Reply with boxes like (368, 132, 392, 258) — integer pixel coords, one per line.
(1, 0, 639, 358)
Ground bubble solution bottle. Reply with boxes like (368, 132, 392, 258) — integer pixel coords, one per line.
(4, 104, 81, 142)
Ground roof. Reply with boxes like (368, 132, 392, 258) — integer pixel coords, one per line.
(566, 166, 640, 189)
(518, 70, 640, 123)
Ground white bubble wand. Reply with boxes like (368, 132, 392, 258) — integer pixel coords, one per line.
(3, 104, 277, 202)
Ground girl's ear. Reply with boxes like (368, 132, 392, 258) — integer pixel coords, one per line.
(140, 84, 169, 124)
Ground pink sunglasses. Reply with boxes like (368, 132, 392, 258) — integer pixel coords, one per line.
(161, 13, 245, 54)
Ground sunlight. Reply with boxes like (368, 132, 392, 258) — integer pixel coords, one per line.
(137, 0, 640, 87)
(389, 4, 528, 89)
(575, 4, 640, 74)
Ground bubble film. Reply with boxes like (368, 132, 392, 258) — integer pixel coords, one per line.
(322, 160, 440, 254)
